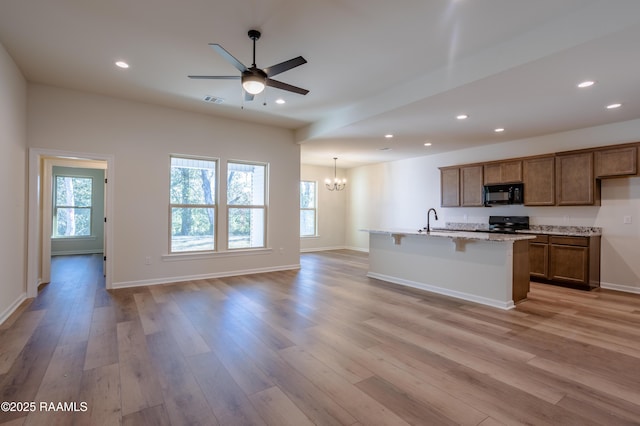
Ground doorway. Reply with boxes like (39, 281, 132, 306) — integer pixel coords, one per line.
(27, 148, 114, 298)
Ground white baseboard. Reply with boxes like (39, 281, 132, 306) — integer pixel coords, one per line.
(300, 245, 346, 253)
(0, 293, 27, 326)
(345, 246, 369, 253)
(52, 250, 103, 256)
(300, 246, 369, 253)
(367, 272, 515, 310)
(600, 281, 640, 294)
(112, 264, 301, 289)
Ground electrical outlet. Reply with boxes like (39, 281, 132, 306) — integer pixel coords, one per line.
(144, 256, 152, 265)
(624, 216, 632, 224)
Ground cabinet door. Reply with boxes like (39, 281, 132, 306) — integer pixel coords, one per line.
(461, 165, 484, 206)
(523, 156, 555, 206)
(595, 146, 637, 177)
(556, 152, 598, 206)
(440, 168, 460, 207)
(484, 160, 523, 184)
(549, 244, 589, 285)
(500, 160, 523, 183)
(483, 163, 502, 185)
(529, 242, 549, 279)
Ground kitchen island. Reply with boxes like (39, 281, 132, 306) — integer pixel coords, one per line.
(366, 229, 535, 309)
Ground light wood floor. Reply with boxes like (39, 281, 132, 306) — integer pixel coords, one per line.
(1, 251, 640, 425)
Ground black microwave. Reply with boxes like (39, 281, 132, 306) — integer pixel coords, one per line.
(483, 183, 524, 206)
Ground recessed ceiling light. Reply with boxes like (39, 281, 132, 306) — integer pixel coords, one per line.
(606, 103, 622, 109)
(275, 98, 286, 104)
(577, 80, 595, 88)
(115, 61, 129, 69)
(424, 142, 432, 146)
(384, 134, 394, 139)
(456, 114, 468, 120)
(494, 128, 505, 133)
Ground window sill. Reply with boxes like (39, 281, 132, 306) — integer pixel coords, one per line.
(301, 235, 320, 239)
(162, 248, 273, 262)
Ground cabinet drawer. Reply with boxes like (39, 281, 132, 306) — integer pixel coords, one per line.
(530, 234, 548, 244)
(550, 236, 589, 247)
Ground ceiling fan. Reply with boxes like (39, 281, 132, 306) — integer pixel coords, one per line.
(188, 29, 309, 101)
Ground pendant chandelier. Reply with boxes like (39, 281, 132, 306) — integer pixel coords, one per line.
(325, 157, 346, 191)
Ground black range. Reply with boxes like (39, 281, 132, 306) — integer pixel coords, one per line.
(485, 215, 530, 234)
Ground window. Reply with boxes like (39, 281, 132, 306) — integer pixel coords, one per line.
(53, 175, 93, 238)
(170, 156, 217, 253)
(300, 180, 317, 237)
(227, 161, 267, 249)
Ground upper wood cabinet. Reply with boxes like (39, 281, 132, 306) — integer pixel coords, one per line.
(461, 165, 484, 207)
(556, 151, 600, 206)
(440, 167, 460, 207)
(523, 156, 555, 206)
(595, 145, 637, 178)
(439, 141, 638, 208)
(483, 160, 523, 185)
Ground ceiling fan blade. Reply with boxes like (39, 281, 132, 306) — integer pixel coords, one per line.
(266, 78, 309, 95)
(264, 56, 307, 77)
(244, 92, 255, 102)
(188, 75, 240, 80)
(209, 43, 248, 73)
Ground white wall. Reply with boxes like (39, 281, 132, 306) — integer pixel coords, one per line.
(347, 119, 640, 292)
(0, 42, 27, 323)
(300, 164, 347, 251)
(28, 84, 301, 287)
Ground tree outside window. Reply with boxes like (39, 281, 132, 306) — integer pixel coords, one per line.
(300, 181, 317, 237)
(227, 161, 267, 249)
(53, 176, 92, 238)
(170, 156, 217, 253)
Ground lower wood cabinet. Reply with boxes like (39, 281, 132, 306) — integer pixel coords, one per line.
(529, 234, 601, 289)
(529, 235, 549, 279)
(550, 238, 589, 285)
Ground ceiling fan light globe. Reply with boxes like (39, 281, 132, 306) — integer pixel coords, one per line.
(242, 74, 266, 95)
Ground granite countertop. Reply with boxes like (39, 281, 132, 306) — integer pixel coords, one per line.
(365, 228, 535, 242)
(445, 223, 602, 237)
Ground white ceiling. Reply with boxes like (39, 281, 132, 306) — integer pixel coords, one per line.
(2, 1, 640, 168)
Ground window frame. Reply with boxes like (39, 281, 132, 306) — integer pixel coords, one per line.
(52, 174, 94, 239)
(300, 180, 318, 237)
(169, 155, 219, 254)
(226, 160, 269, 250)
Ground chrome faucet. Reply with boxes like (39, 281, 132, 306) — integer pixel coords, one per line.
(426, 208, 438, 232)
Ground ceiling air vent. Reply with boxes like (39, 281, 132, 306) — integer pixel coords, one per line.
(202, 95, 224, 104)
